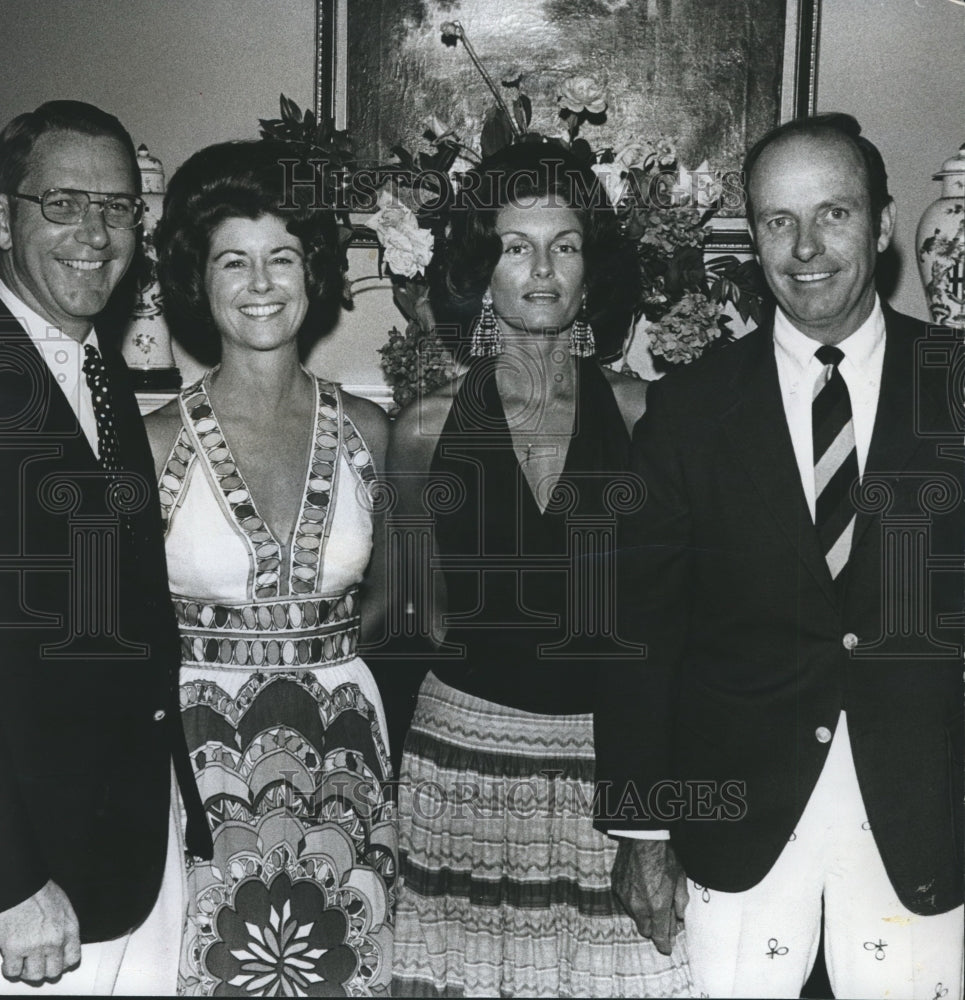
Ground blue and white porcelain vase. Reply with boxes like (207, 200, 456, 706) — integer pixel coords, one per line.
(916, 143, 965, 328)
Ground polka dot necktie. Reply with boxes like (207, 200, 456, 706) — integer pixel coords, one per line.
(812, 344, 859, 581)
(82, 343, 122, 471)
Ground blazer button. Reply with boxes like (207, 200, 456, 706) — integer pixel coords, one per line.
(842, 633, 859, 650)
(153, 709, 166, 722)
(815, 726, 832, 743)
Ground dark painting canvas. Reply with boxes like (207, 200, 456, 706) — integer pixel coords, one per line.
(346, 0, 787, 174)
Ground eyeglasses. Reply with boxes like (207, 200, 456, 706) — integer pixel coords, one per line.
(10, 188, 145, 229)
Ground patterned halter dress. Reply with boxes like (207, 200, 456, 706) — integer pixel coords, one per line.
(159, 371, 396, 996)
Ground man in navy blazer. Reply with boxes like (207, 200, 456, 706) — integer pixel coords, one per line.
(0, 101, 210, 992)
(596, 114, 963, 998)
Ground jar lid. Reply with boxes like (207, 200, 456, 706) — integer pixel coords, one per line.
(136, 143, 165, 194)
(934, 143, 965, 179)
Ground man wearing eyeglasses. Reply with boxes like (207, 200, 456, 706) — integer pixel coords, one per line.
(0, 101, 210, 994)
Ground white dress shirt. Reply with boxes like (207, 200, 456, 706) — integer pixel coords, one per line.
(614, 298, 887, 841)
(0, 276, 101, 457)
(773, 296, 886, 518)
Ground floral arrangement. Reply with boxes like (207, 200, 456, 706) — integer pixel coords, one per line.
(261, 19, 768, 407)
(365, 21, 766, 405)
(367, 193, 457, 406)
(256, 95, 460, 405)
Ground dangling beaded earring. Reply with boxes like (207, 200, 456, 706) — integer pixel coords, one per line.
(569, 290, 596, 357)
(470, 288, 503, 357)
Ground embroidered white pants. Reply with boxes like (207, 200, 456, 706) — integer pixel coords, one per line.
(687, 713, 964, 1000)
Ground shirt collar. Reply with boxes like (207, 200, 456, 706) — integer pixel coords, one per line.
(773, 296, 885, 383)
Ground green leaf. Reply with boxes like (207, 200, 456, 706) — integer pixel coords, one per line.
(569, 138, 594, 168)
(389, 144, 417, 172)
(393, 284, 417, 321)
(481, 106, 514, 159)
(280, 93, 300, 122)
(423, 142, 460, 175)
(513, 93, 532, 130)
(258, 122, 284, 142)
(705, 254, 738, 278)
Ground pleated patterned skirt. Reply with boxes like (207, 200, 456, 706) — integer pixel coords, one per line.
(392, 672, 693, 998)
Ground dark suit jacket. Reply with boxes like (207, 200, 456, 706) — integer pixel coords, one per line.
(0, 300, 212, 943)
(595, 309, 963, 916)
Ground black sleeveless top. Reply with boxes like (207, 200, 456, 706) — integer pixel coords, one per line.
(428, 357, 634, 714)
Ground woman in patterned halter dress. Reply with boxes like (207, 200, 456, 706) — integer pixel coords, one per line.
(145, 141, 396, 996)
(387, 144, 693, 997)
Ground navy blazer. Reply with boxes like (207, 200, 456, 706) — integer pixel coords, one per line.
(595, 309, 963, 916)
(0, 300, 211, 943)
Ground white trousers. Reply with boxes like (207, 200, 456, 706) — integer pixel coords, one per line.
(0, 769, 185, 996)
(687, 713, 964, 1000)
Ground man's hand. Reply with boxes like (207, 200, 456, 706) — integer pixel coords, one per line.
(611, 839, 689, 955)
(0, 880, 81, 983)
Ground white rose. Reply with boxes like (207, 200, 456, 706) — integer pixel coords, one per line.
(370, 191, 435, 278)
(382, 226, 435, 279)
(558, 74, 608, 115)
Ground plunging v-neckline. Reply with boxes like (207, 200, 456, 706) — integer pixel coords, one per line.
(203, 374, 317, 551)
(488, 368, 578, 517)
(197, 370, 322, 597)
(159, 370, 380, 603)
(169, 371, 353, 601)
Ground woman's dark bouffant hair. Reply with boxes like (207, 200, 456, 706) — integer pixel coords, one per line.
(430, 141, 641, 360)
(156, 139, 341, 365)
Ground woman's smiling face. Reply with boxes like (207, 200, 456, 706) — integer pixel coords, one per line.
(204, 213, 308, 354)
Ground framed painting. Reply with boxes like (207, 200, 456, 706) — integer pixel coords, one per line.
(305, 0, 821, 396)
(313, 0, 820, 188)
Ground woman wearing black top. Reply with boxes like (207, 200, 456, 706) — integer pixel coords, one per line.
(387, 143, 692, 997)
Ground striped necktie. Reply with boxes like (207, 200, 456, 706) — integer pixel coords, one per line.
(812, 344, 858, 580)
(82, 343, 122, 471)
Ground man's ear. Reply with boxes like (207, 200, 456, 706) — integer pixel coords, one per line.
(0, 194, 13, 252)
(877, 199, 896, 254)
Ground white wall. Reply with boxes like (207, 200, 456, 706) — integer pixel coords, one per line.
(0, 0, 314, 175)
(817, 0, 965, 320)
